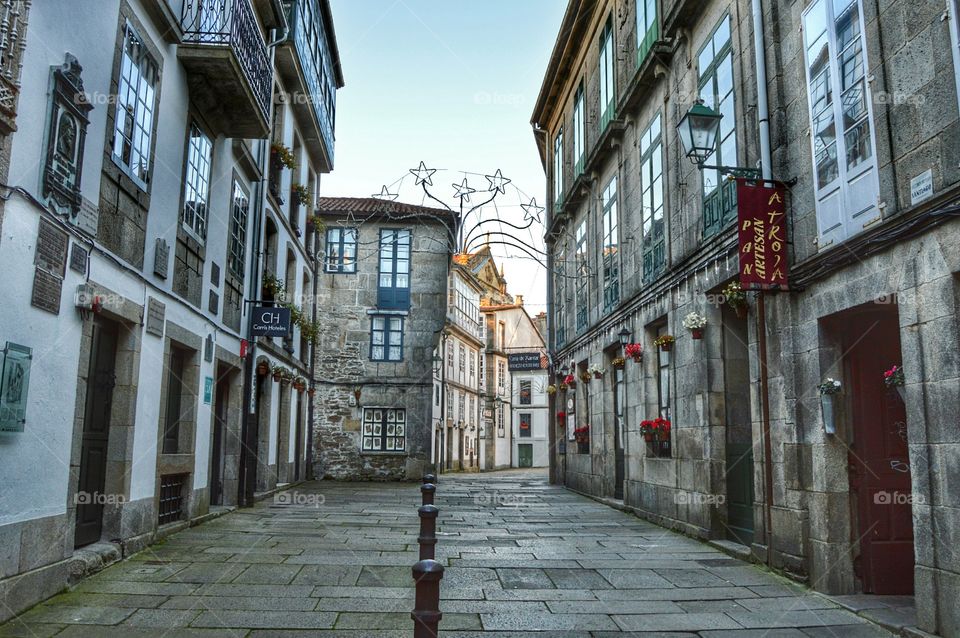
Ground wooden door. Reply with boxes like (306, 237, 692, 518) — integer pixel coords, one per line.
(210, 374, 228, 505)
(294, 392, 303, 480)
(612, 367, 624, 499)
(75, 321, 118, 548)
(847, 314, 913, 594)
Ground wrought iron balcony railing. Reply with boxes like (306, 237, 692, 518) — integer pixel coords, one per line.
(180, 0, 271, 120)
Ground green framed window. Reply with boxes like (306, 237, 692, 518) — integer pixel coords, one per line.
(698, 16, 738, 237)
(601, 177, 619, 312)
(639, 114, 665, 282)
(637, 0, 658, 65)
(573, 83, 585, 177)
(599, 17, 615, 131)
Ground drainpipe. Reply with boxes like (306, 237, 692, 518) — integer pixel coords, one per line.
(306, 237, 318, 480)
(752, 0, 776, 566)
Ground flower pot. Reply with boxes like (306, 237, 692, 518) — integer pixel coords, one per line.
(658, 430, 670, 442)
(643, 432, 654, 442)
(593, 372, 603, 379)
(659, 343, 672, 352)
(734, 304, 747, 319)
(272, 373, 282, 382)
(256, 363, 269, 377)
(821, 393, 837, 435)
(631, 355, 642, 363)
(895, 386, 906, 403)
(691, 328, 704, 340)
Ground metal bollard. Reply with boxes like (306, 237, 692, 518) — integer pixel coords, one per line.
(417, 504, 438, 560)
(422, 473, 436, 485)
(421, 483, 435, 506)
(411, 559, 443, 638)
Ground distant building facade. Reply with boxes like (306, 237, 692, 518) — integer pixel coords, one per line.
(312, 197, 453, 480)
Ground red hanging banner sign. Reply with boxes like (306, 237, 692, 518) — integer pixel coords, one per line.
(736, 179, 788, 289)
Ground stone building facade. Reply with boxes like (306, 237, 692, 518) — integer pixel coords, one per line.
(534, 0, 960, 635)
(0, 0, 341, 621)
(313, 197, 453, 480)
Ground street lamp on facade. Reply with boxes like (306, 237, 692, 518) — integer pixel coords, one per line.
(676, 100, 760, 179)
(618, 327, 631, 348)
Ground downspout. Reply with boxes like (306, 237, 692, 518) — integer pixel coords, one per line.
(306, 235, 318, 480)
(239, 23, 287, 506)
(752, 0, 776, 566)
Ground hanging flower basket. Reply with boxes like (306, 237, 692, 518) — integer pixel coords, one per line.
(556, 411, 566, 421)
(682, 312, 707, 340)
(820, 394, 837, 434)
(640, 420, 655, 442)
(724, 281, 748, 318)
(624, 343, 643, 363)
(656, 418, 672, 441)
(270, 142, 297, 170)
(654, 335, 676, 352)
(563, 374, 576, 388)
(271, 366, 283, 382)
(579, 371, 592, 384)
(884, 365, 905, 402)
(307, 387, 316, 398)
(547, 384, 557, 395)
(256, 361, 270, 377)
(611, 356, 626, 369)
(587, 364, 604, 379)
(559, 383, 569, 392)
(293, 377, 306, 392)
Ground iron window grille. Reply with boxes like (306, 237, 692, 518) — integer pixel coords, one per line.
(158, 473, 187, 525)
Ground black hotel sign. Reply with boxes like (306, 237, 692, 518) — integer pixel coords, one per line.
(251, 306, 292, 338)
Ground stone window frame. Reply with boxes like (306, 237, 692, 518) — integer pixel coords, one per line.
(108, 10, 161, 193)
(360, 407, 406, 454)
(646, 320, 673, 458)
(369, 314, 404, 362)
(639, 112, 665, 283)
(155, 322, 201, 475)
(600, 174, 620, 313)
(324, 227, 358, 273)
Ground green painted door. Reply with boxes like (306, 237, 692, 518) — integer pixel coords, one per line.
(518, 444, 533, 468)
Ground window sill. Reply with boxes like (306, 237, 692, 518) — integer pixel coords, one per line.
(359, 450, 407, 456)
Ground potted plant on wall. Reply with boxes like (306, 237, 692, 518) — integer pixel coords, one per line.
(579, 371, 592, 385)
(588, 364, 604, 379)
(563, 373, 576, 388)
(292, 183, 313, 209)
(559, 382, 569, 392)
(884, 365, 905, 402)
(682, 311, 707, 339)
(547, 384, 557, 395)
(271, 365, 284, 382)
(556, 410, 566, 422)
(624, 343, 643, 363)
(654, 334, 676, 352)
(640, 419, 655, 442)
(818, 377, 842, 434)
(256, 360, 270, 377)
(611, 356, 626, 370)
(293, 376, 306, 392)
(724, 281, 748, 318)
(574, 425, 590, 453)
(654, 417, 671, 441)
(271, 142, 297, 170)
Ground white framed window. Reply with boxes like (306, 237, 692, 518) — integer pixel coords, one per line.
(573, 83, 585, 175)
(802, 0, 879, 249)
(601, 176, 619, 311)
(181, 123, 212, 241)
(598, 17, 615, 130)
(113, 23, 158, 187)
(640, 114, 665, 281)
(497, 360, 506, 394)
(361, 408, 405, 452)
(228, 181, 249, 279)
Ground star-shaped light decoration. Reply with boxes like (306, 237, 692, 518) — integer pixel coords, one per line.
(409, 161, 437, 187)
(520, 197, 545, 224)
(485, 169, 511, 194)
(372, 185, 398, 201)
(452, 178, 476, 203)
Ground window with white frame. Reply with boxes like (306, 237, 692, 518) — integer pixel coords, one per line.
(370, 315, 403, 362)
(599, 17, 615, 130)
(519, 379, 532, 405)
(325, 228, 358, 273)
(113, 23, 158, 186)
(458, 343, 466, 383)
(802, 0, 879, 248)
(497, 360, 506, 394)
(458, 391, 465, 423)
(228, 181, 249, 279)
(181, 123, 212, 241)
(553, 128, 564, 205)
(447, 340, 454, 375)
(698, 17, 735, 201)
(573, 82, 585, 175)
(446, 388, 453, 419)
(575, 220, 588, 332)
(519, 412, 532, 438)
(469, 348, 476, 384)
(361, 408, 405, 452)
(640, 114, 665, 281)
(601, 176, 619, 311)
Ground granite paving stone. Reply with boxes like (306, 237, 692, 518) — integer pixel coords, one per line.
(0, 468, 898, 635)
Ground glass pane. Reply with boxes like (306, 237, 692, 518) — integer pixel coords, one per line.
(844, 120, 872, 169)
(719, 94, 735, 141)
(372, 332, 384, 345)
(389, 346, 401, 360)
(396, 274, 409, 288)
(379, 274, 392, 287)
(716, 55, 733, 101)
(698, 41, 713, 77)
(720, 134, 737, 169)
(390, 318, 402, 330)
(714, 17, 730, 51)
(816, 143, 839, 187)
(372, 346, 384, 359)
(841, 80, 867, 129)
(804, 0, 828, 51)
(835, 0, 860, 51)
(838, 39, 863, 90)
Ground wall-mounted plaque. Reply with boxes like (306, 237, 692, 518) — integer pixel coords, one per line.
(69, 243, 89, 274)
(154, 238, 169, 279)
(0, 343, 32, 432)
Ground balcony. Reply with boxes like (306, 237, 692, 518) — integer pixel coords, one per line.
(276, 0, 338, 172)
(177, 0, 272, 138)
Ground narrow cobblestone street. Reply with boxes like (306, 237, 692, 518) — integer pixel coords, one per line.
(1, 470, 894, 637)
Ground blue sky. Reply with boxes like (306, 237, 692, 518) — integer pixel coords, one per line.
(323, 0, 567, 312)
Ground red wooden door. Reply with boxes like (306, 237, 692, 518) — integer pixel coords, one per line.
(846, 314, 914, 594)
